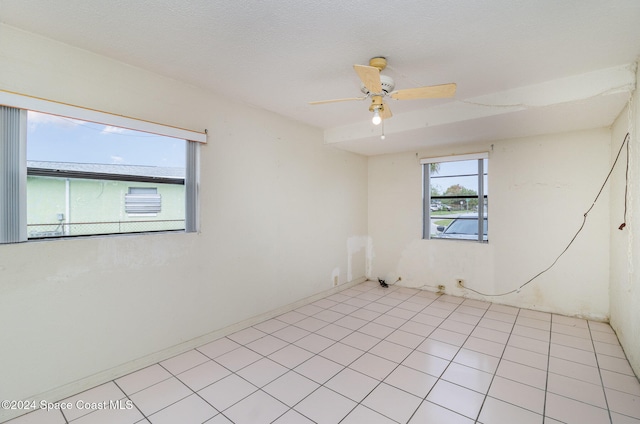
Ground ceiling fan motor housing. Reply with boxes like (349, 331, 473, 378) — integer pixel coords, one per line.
(361, 75, 395, 96)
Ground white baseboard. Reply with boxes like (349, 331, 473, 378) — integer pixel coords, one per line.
(1, 277, 367, 423)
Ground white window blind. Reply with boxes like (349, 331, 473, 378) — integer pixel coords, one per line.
(185, 141, 200, 233)
(0, 106, 27, 243)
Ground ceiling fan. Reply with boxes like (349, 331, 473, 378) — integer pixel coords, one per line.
(309, 57, 456, 125)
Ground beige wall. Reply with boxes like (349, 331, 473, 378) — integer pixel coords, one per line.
(0, 24, 368, 415)
(368, 129, 611, 319)
(609, 64, 640, 377)
(1, 22, 637, 420)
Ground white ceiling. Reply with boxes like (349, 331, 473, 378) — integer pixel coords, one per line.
(1, 0, 639, 155)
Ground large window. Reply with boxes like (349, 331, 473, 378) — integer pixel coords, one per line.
(0, 105, 201, 243)
(422, 153, 488, 243)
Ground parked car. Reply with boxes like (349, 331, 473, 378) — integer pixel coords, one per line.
(430, 202, 451, 211)
(436, 214, 488, 241)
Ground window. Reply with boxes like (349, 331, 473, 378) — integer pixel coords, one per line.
(422, 153, 488, 242)
(0, 103, 202, 243)
(126, 187, 161, 215)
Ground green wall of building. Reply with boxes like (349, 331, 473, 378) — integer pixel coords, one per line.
(27, 176, 185, 237)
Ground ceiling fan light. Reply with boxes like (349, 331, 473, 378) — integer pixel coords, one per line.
(372, 109, 382, 125)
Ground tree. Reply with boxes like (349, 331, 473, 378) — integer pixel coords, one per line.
(443, 184, 478, 210)
(443, 184, 476, 196)
(429, 163, 441, 175)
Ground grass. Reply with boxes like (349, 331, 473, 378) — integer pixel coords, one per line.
(435, 219, 453, 227)
(430, 209, 475, 216)
(431, 209, 475, 228)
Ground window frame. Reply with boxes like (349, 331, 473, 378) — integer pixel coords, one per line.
(422, 153, 488, 243)
(1, 101, 202, 243)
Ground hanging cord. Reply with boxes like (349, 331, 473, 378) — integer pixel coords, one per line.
(619, 137, 630, 230)
(464, 131, 630, 297)
(619, 94, 634, 230)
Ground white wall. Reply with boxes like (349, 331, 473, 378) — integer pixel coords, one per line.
(609, 65, 640, 376)
(368, 129, 611, 318)
(0, 24, 368, 413)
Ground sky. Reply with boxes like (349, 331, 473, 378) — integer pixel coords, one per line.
(429, 159, 489, 195)
(27, 111, 186, 168)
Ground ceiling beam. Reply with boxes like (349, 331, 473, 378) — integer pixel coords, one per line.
(324, 64, 636, 146)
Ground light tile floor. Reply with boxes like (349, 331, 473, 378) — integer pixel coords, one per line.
(7, 280, 640, 424)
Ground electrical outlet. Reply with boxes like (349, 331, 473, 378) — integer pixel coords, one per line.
(456, 279, 464, 288)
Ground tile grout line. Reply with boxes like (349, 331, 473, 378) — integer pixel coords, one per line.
(112, 379, 156, 424)
(188, 352, 282, 423)
(335, 287, 452, 424)
(269, 284, 443, 423)
(541, 313, 553, 424)
(332, 285, 445, 423)
(59, 408, 70, 424)
(252, 284, 391, 423)
(155, 361, 229, 422)
(472, 307, 522, 423)
(271, 283, 416, 424)
(33, 282, 634, 424)
(97, 289, 549, 423)
(404, 296, 500, 424)
(345, 288, 458, 422)
(153, 349, 267, 423)
(224, 283, 409, 424)
(544, 319, 622, 420)
(587, 320, 614, 424)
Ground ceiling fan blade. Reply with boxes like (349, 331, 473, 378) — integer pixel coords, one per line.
(308, 97, 366, 105)
(390, 83, 457, 100)
(381, 102, 392, 120)
(354, 64, 382, 93)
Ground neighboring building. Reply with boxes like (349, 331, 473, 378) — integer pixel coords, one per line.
(27, 161, 186, 238)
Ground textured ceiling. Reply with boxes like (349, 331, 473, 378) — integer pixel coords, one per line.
(1, 0, 639, 155)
